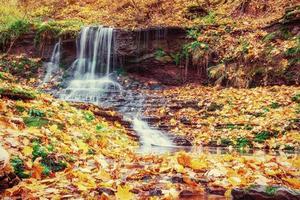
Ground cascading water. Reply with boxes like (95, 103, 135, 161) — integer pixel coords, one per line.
(43, 39, 61, 83)
(60, 26, 173, 153)
(60, 26, 121, 102)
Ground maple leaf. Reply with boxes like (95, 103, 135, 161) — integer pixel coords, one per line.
(190, 158, 208, 171)
(116, 185, 134, 200)
(22, 146, 33, 157)
(177, 152, 191, 167)
(32, 158, 43, 179)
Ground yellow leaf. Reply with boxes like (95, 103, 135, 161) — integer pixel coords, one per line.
(284, 178, 300, 189)
(225, 189, 232, 198)
(77, 182, 88, 191)
(190, 158, 208, 171)
(116, 185, 134, 200)
(170, 118, 177, 126)
(22, 146, 33, 156)
(77, 140, 89, 153)
(49, 124, 58, 133)
(228, 176, 242, 186)
(98, 169, 111, 182)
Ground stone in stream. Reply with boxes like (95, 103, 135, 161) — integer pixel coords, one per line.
(179, 190, 199, 198)
(141, 175, 152, 181)
(206, 186, 226, 196)
(149, 188, 163, 196)
(170, 176, 185, 183)
(180, 116, 192, 125)
(96, 187, 115, 196)
(231, 185, 300, 200)
(172, 136, 192, 146)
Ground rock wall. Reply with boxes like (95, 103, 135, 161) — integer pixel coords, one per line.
(5, 27, 190, 85)
(8, 27, 188, 62)
(114, 27, 187, 64)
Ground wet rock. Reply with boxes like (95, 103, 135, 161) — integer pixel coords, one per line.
(206, 186, 226, 196)
(130, 188, 140, 194)
(195, 178, 209, 184)
(0, 172, 20, 192)
(149, 188, 163, 196)
(169, 104, 183, 110)
(172, 136, 192, 146)
(180, 117, 191, 125)
(170, 176, 184, 183)
(141, 175, 152, 181)
(232, 185, 300, 200)
(207, 102, 223, 112)
(179, 190, 198, 198)
(96, 187, 115, 196)
(182, 100, 200, 109)
(142, 116, 161, 123)
(149, 84, 164, 90)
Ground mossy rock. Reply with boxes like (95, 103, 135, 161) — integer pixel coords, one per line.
(0, 87, 36, 100)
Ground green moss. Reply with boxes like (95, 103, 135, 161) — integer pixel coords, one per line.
(236, 137, 250, 148)
(284, 145, 295, 151)
(263, 32, 276, 42)
(29, 108, 45, 117)
(202, 12, 216, 25)
(10, 156, 30, 179)
(265, 186, 278, 196)
(87, 148, 96, 155)
(292, 94, 300, 103)
(221, 138, 233, 146)
(154, 48, 166, 59)
(0, 19, 30, 48)
(31, 141, 67, 176)
(254, 131, 271, 143)
(96, 124, 105, 131)
(32, 141, 48, 160)
(0, 87, 36, 100)
(244, 125, 254, 130)
(285, 37, 300, 56)
(270, 102, 280, 109)
(84, 111, 95, 122)
(15, 105, 26, 113)
(34, 20, 83, 45)
(23, 116, 49, 128)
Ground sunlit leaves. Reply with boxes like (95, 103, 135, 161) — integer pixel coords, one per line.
(116, 185, 134, 200)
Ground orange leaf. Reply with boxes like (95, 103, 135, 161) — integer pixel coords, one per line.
(177, 152, 191, 167)
(32, 159, 43, 179)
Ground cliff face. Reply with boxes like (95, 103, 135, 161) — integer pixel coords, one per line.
(7, 27, 191, 85)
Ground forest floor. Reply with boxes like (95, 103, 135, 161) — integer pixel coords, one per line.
(0, 66, 299, 199)
(0, 0, 299, 199)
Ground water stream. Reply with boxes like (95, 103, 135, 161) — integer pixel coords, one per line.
(56, 26, 173, 153)
(43, 39, 61, 83)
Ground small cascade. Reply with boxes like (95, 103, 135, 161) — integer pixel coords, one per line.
(43, 39, 61, 83)
(59, 26, 173, 153)
(60, 26, 120, 102)
(133, 117, 173, 153)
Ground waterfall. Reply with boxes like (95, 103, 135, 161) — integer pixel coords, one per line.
(73, 26, 113, 78)
(43, 39, 61, 83)
(61, 26, 121, 102)
(59, 26, 173, 153)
